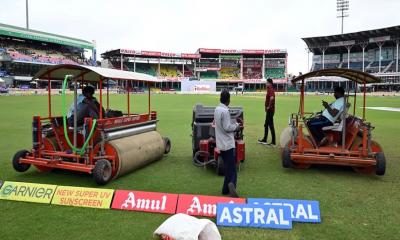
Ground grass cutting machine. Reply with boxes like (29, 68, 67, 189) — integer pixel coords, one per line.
(12, 64, 171, 185)
(191, 104, 245, 175)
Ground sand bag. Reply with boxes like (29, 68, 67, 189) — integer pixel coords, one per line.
(154, 213, 221, 240)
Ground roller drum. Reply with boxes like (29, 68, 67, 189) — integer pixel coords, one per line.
(109, 131, 165, 178)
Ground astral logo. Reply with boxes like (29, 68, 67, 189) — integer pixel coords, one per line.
(247, 198, 321, 223)
(217, 203, 292, 230)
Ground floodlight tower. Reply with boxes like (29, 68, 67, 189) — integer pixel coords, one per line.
(26, 0, 29, 29)
(337, 0, 349, 34)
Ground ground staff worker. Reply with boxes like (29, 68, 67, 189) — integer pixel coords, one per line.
(258, 78, 276, 146)
(214, 89, 242, 198)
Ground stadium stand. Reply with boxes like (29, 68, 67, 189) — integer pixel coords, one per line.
(243, 67, 262, 79)
(183, 65, 194, 77)
(304, 25, 400, 92)
(0, 23, 95, 87)
(220, 67, 240, 79)
(159, 65, 179, 78)
(200, 71, 218, 79)
(265, 68, 285, 79)
(101, 48, 288, 91)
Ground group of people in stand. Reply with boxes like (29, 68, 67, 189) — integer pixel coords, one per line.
(214, 78, 345, 198)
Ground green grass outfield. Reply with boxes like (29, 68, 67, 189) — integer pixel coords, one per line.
(0, 93, 399, 240)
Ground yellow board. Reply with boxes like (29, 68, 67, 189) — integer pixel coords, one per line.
(0, 181, 57, 204)
(51, 186, 114, 209)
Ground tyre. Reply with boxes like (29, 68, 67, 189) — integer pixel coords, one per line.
(12, 150, 31, 172)
(163, 137, 171, 154)
(282, 145, 293, 168)
(216, 156, 224, 176)
(93, 159, 112, 185)
(375, 152, 386, 176)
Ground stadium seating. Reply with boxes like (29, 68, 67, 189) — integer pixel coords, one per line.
(0, 70, 8, 77)
(220, 67, 240, 79)
(183, 65, 194, 77)
(369, 60, 392, 68)
(6, 48, 79, 65)
(243, 67, 262, 79)
(135, 64, 157, 76)
(200, 71, 218, 79)
(265, 68, 285, 79)
(159, 65, 179, 78)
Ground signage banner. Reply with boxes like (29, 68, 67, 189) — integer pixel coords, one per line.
(160, 52, 178, 58)
(141, 51, 162, 57)
(216, 203, 292, 230)
(111, 190, 178, 214)
(120, 49, 136, 55)
(242, 49, 265, 54)
(0, 181, 57, 204)
(328, 40, 355, 47)
(264, 49, 287, 54)
(181, 53, 201, 59)
(176, 194, 246, 217)
(369, 36, 390, 43)
(51, 186, 114, 209)
(247, 198, 321, 223)
(221, 49, 240, 54)
(199, 48, 222, 54)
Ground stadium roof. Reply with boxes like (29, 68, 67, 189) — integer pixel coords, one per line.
(102, 48, 288, 58)
(0, 23, 94, 49)
(291, 68, 381, 84)
(33, 64, 160, 82)
(303, 25, 400, 54)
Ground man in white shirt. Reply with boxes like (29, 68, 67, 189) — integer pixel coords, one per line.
(307, 86, 345, 145)
(214, 89, 242, 198)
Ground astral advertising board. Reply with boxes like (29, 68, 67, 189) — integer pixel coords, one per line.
(247, 198, 321, 223)
(0, 181, 57, 204)
(176, 194, 246, 217)
(217, 203, 292, 230)
(51, 186, 114, 209)
(111, 190, 178, 214)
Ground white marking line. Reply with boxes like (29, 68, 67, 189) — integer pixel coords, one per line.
(362, 107, 400, 112)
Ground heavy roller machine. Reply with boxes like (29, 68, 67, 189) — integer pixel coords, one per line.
(280, 69, 385, 175)
(12, 64, 171, 184)
(191, 104, 245, 175)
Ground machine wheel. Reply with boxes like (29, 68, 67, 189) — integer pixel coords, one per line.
(216, 156, 224, 176)
(163, 137, 171, 154)
(12, 150, 31, 172)
(282, 145, 293, 168)
(375, 152, 386, 176)
(282, 141, 312, 169)
(93, 159, 112, 185)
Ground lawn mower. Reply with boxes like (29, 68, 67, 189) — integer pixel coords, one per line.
(191, 104, 245, 175)
(281, 68, 385, 175)
(12, 64, 171, 185)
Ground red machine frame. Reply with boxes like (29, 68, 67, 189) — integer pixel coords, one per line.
(13, 64, 168, 183)
(282, 69, 386, 175)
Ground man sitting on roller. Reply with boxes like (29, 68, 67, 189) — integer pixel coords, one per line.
(306, 86, 345, 146)
(67, 85, 104, 126)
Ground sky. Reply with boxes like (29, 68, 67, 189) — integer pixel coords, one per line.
(0, 0, 399, 74)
